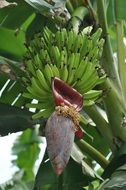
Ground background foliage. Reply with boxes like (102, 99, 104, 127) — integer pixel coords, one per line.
(1, 0, 126, 189)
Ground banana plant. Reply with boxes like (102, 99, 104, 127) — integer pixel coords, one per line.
(0, 0, 126, 189)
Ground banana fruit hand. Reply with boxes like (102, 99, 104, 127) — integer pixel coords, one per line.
(23, 26, 106, 119)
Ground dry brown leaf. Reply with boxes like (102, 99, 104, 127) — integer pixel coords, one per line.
(0, 0, 17, 8)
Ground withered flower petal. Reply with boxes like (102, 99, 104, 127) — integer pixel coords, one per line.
(75, 128, 84, 139)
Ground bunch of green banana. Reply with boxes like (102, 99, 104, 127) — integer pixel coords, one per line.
(22, 26, 106, 119)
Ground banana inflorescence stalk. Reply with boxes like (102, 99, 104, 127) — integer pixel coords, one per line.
(22, 27, 106, 119)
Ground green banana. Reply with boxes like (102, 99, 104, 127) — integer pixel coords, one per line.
(26, 98, 54, 110)
(96, 75, 106, 85)
(67, 30, 75, 53)
(26, 86, 44, 101)
(55, 30, 61, 50)
(73, 33, 83, 53)
(60, 28, 68, 48)
(34, 54, 43, 69)
(50, 64, 60, 78)
(54, 46, 61, 67)
(60, 65, 69, 82)
(74, 58, 88, 81)
(80, 65, 98, 88)
(60, 29, 65, 48)
(39, 49, 46, 62)
(32, 107, 54, 119)
(73, 53, 81, 69)
(26, 103, 44, 109)
(50, 46, 61, 66)
(91, 28, 102, 45)
(44, 49, 52, 64)
(98, 38, 105, 47)
(26, 84, 52, 101)
(79, 34, 89, 58)
(44, 64, 54, 84)
(67, 68, 76, 85)
(25, 59, 36, 76)
(67, 53, 75, 67)
(75, 62, 95, 88)
(31, 77, 48, 96)
(89, 38, 104, 61)
(43, 27, 51, 43)
(39, 49, 51, 65)
(80, 74, 99, 93)
(23, 92, 35, 100)
(67, 53, 79, 84)
(87, 38, 93, 56)
(68, 53, 76, 71)
(75, 64, 100, 94)
(84, 99, 96, 106)
(81, 26, 93, 36)
(84, 90, 102, 100)
(41, 36, 48, 50)
(36, 69, 51, 92)
(43, 27, 55, 51)
(97, 38, 105, 58)
(87, 47, 98, 61)
(60, 49, 68, 69)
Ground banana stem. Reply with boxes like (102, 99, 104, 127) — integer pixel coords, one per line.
(69, 0, 79, 8)
(84, 105, 116, 153)
(69, 6, 88, 32)
(53, 15, 68, 26)
(86, 0, 97, 21)
(66, 0, 74, 14)
(103, 79, 126, 143)
(97, 0, 126, 145)
(97, 0, 119, 87)
(116, 20, 126, 109)
(76, 139, 109, 169)
(58, 174, 63, 190)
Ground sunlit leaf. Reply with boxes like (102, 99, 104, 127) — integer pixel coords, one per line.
(24, 0, 66, 13)
(0, 27, 26, 60)
(12, 129, 41, 182)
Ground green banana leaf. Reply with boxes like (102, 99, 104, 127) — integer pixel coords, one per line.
(99, 164, 126, 190)
(0, 70, 28, 106)
(25, 13, 56, 42)
(0, 1, 34, 29)
(0, 103, 33, 136)
(0, 1, 35, 60)
(102, 143, 126, 179)
(0, 27, 26, 60)
(107, 0, 126, 26)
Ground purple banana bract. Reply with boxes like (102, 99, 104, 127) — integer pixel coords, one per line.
(45, 111, 75, 175)
(45, 77, 84, 175)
